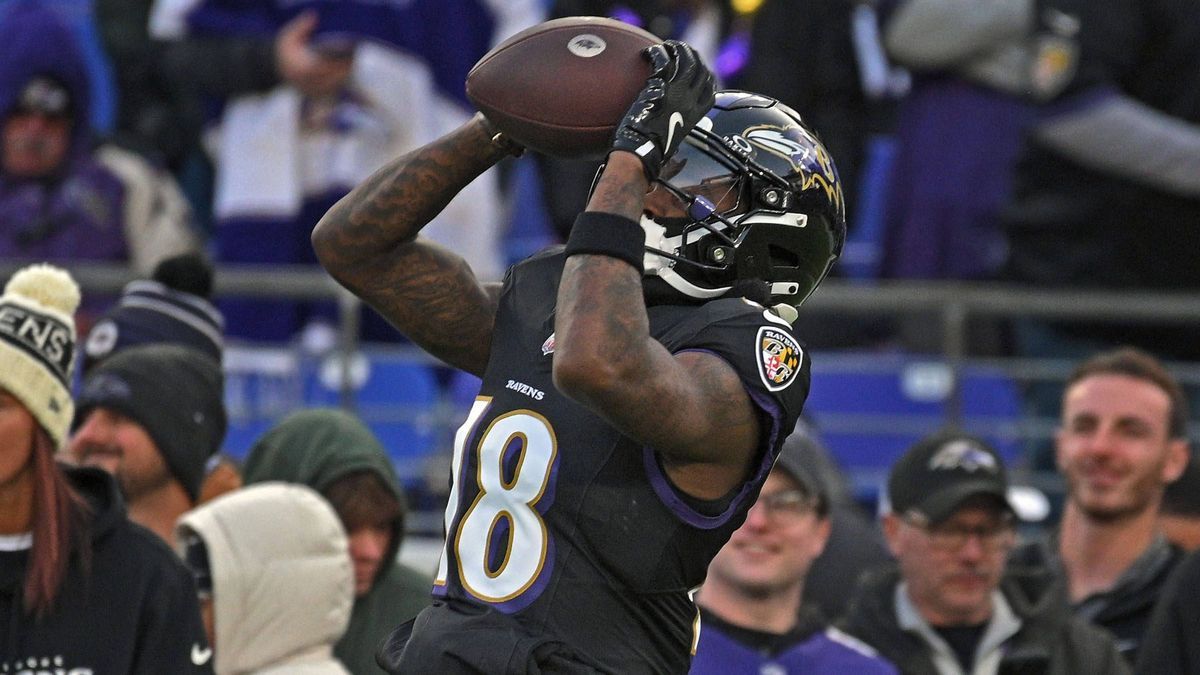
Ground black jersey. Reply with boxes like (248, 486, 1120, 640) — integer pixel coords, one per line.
(415, 249, 810, 674)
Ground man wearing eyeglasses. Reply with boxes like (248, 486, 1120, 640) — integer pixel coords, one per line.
(692, 437, 899, 674)
(841, 431, 1129, 675)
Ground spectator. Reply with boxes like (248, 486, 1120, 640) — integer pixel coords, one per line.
(1159, 450, 1200, 552)
(736, 0, 903, 347)
(842, 430, 1129, 674)
(241, 408, 430, 675)
(0, 1, 199, 278)
(82, 251, 224, 373)
(1002, 0, 1200, 362)
(79, 252, 243, 505)
(1008, 347, 1190, 661)
(0, 263, 211, 673)
(740, 0, 898, 228)
(877, 0, 1046, 283)
(1133, 548, 1200, 675)
(147, 0, 540, 341)
(692, 433, 898, 674)
(176, 482, 353, 674)
(787, 419, 893, 619)
(68, 343, 227, 543)
(94, 0, 203, 174)
(868, 0, 1078, 353)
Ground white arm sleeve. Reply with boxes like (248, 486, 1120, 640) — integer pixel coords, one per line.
(884, 0, 1033, 68)
(1035, 95, 1200, 197)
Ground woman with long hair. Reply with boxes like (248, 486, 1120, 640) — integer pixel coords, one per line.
(1, 394, 90, 617)
(0, 264, 212, 673)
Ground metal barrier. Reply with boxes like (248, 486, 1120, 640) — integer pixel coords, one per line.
(32, 260, 1200, 410)
(14, 260, 1200, 519)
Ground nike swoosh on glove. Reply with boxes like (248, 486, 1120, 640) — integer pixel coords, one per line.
(610, 40, 716, 180)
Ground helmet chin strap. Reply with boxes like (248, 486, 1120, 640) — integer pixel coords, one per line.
(723, 279, 771, 304)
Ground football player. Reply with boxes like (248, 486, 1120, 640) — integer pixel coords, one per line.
(313, 39, 846, 674)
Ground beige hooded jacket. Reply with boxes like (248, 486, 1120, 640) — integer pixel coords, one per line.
(177, 482, 354, 675)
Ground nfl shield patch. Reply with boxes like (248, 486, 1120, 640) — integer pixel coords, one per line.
(756, 326, 803, 391)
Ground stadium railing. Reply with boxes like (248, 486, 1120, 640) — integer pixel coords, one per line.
(18, 261, 1200, 532)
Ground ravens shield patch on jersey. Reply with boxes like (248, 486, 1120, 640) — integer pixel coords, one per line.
(757, 326, 803, 391)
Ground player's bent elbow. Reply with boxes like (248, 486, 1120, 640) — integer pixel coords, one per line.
(310, 215, 339, 269)
(310, 210, 364, 282)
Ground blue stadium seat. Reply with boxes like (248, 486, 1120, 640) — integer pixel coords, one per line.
(222, 417, 275, 460)
(222, 346, 305, 459)
(447, 369, 482, 410)
(222, 346, 444, 490)
(304, 353, 441, 486)
(802, 354, 1022, 497)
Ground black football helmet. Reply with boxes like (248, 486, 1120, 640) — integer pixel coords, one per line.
(639, 91, 846, 307)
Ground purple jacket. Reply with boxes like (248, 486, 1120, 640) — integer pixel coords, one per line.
(0, 0, 128, 263)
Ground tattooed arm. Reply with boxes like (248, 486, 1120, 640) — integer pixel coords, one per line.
(552, 152, 761, 500)
(312, 114, 511, 376)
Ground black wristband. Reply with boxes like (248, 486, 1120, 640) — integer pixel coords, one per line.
(564, 212, 646, 274)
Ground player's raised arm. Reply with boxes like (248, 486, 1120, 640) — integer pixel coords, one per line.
(311, 114, 518, 376)
(551, 42, 760, 495)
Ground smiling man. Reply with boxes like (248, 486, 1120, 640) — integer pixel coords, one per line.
(68, 344, 227, 543)
(843, 431, 1128, 675)
(692, 433, 897, 674)
(1009, 347, 1190, 663)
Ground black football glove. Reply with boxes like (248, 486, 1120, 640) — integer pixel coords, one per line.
(610, 40, 716, 180)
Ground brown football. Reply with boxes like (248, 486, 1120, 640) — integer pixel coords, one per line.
(466, 16, 659, 159)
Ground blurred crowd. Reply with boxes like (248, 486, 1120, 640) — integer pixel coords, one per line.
(4, 0, 1196, 352)
(2, 0, 1200, 672)
(4, 258, 1199, 673)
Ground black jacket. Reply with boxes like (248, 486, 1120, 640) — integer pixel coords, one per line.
(839, 566, 1129, 675)
(1001, 0, 1200, 358)
(1008, 535, 1185, 663)
(1135, 549, 1200, 675)
(0, 466, 213, 673)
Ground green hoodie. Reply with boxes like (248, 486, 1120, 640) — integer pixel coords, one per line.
(242, 408, 431, 674)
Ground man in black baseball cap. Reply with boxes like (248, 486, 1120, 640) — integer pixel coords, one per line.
(887, 431, 1015, 527)
(841, 430, 1127, 675)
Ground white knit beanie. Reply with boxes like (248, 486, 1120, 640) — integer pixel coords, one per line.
(0, 264, 80, 448)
